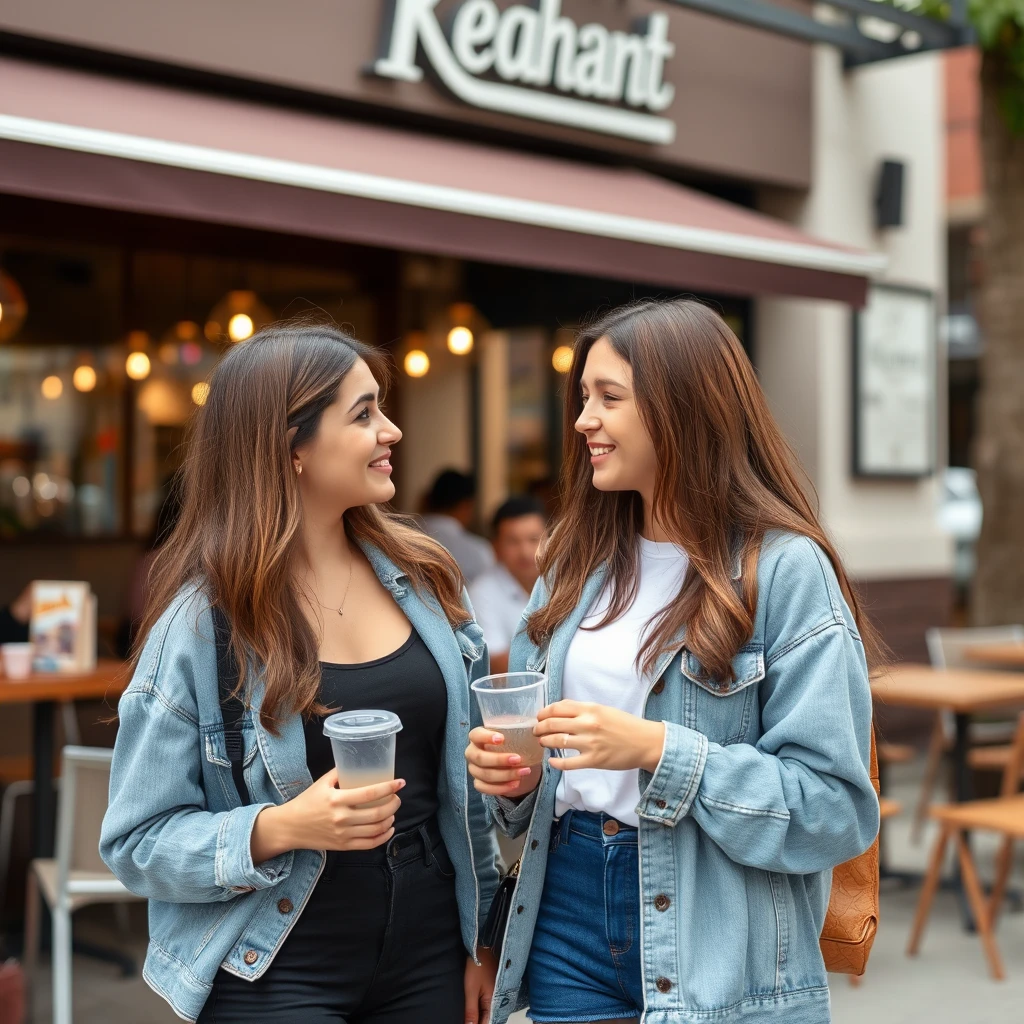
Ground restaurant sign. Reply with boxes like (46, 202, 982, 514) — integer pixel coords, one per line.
(373, 0, 676, 144)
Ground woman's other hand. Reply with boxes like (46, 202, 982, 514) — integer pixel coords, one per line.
(534, 700, 666, 773)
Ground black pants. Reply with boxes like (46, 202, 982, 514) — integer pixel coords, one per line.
(198, 819, 466, 1023)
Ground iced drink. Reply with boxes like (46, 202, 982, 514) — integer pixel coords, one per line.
(471, 672, 547, 767)
(323, 710, 402, 808)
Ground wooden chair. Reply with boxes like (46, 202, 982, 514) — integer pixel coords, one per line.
(912, 625, 1024, 842)
(907, 711, 1024, 979)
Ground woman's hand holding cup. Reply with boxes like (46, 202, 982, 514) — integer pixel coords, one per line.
(465, 727, 541, 798)
(251, 768, 404, 863)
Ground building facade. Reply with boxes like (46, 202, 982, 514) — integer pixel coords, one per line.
(0, 0, 952, 659)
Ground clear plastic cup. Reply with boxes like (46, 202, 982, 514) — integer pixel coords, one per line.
(323, 710, 402, 807)
(1, 643, 34, 680)
(471, 671, 547, 766)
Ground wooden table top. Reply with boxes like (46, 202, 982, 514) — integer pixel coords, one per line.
(0, 659, 130, 705)
(872, 663, 1024, 712)
(963, 643, 1024, 670)
(871, 663, 1024, 713)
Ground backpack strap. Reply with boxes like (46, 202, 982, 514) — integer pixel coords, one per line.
(212, 605, 251, 807)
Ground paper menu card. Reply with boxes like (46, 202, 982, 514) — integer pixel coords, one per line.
(29, 581, 97, 673)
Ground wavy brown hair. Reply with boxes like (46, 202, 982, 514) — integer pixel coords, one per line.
(528, 298, 884, 681)
(136, 324, 465, 730)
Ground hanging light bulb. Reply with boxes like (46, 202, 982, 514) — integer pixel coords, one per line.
(0, 270, 28, 343)
(41, 375, 63, 399)
(192, 381, 210, 406)
(404, 350, 430, 378)
(446, 302, 476, 355)
(206, 291, 271, 343)
(126, 351, 151, 381)
(447, 326, 474, 356)
(552, 346, 574, 373)
(73, 365, 97, 392)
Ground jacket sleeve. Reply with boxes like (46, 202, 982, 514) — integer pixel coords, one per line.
(461, 589, 503, 913)
(100, 598, 293, 903)
(635, 539, 879, 874)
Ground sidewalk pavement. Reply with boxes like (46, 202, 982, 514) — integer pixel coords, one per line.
(20, 759, 1024, 1023)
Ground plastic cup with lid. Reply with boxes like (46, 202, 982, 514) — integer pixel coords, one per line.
(323, 709, 403, 806)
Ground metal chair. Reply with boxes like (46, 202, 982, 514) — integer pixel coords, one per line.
(907, 711, 1024, 979)
(22, 747, 143, 1024)
(910, 625, 1024, 842)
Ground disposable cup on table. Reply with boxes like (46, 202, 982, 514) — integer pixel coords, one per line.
(471, 671, 547, 767)
(0, 643, 34, 679)
(323, 710, 402, 807)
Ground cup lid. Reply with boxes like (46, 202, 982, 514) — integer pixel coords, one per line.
(323, 709, 403, 740)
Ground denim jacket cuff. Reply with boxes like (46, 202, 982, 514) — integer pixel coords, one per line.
(214, 803, 295, 893)
(636, 721, 707, 826)
(485, 790, 537, 838)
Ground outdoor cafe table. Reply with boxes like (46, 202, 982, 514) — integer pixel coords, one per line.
(963, 643, 1024, 671)
(871, 663, 1024, 929)
(0, 659, 129, 859)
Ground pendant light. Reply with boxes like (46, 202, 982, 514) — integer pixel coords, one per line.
(206, 290, 272, 343)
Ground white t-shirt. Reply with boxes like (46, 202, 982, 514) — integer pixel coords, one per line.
(468, 563, 531, 655)
(555, 537, 690, 826)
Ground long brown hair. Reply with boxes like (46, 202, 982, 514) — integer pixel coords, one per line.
(137, 324, 465, 730)
(529, 298, 884, 681)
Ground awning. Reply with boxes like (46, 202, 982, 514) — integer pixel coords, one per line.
(0, 57, 884, 305)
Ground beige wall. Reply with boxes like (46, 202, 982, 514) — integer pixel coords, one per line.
(396, 361, 473, 514)
(756, 47, 953, 581)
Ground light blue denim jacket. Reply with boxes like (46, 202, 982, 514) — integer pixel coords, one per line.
(486, 532, 879, 1024)
(99, 543, 500, 1023)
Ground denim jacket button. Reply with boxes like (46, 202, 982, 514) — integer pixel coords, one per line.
(656, 799, 668, 810)
(656, 976, 672, 993)
(243, 950, 259, 966)
(654, 894, 671, 911)
(277, 898, 293, 914)
(652, 679, 666, 695)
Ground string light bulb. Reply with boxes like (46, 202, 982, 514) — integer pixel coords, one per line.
(192, 381, 210, 406)
(447, 326, 474, 355)
(126, 351, 151, 381)
(404, 350, 430, 378)
(41, 375, 63, 399)
(552, 345, 573, 373)
(73, 365, 97, 392)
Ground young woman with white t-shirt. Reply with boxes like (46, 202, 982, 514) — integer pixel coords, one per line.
(465, 298, 880, 1024)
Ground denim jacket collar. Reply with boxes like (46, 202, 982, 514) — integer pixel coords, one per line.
(246, 538, 483, 803)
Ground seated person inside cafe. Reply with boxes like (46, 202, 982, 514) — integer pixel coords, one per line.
(420, 469, 495, 584)
(0, 583, 31, 644)
(468, 496, 546, 674)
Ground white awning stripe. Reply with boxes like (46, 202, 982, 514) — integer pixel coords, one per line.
(0, 114, 886, 277)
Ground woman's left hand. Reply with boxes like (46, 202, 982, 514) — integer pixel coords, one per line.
(464, 947, 498, 1024)
(535, 700, 666, 773)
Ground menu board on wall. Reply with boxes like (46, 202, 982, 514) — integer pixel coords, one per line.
(853, 286, 936, 478)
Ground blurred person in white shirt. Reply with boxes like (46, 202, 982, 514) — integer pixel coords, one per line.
(469, 496, 547, 673)
(420, 468, 495, 583)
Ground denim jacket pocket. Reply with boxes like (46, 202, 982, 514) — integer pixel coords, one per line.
(202, 722, 258, 807)
(679, 643, 765, 746)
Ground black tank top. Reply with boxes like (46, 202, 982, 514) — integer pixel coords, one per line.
(306, 628, 447, 832)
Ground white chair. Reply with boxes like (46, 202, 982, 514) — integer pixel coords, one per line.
(0, 702, 81, 924)
(911, 625, 1024, 841)
(22, 746, 144, 1024)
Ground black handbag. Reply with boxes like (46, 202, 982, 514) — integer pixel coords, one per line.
(480, 857, 520, 951)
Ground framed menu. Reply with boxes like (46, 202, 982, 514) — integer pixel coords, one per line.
(853, 285, 937, 478)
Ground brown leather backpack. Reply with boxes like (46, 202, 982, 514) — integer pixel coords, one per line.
(818, 729, 880, 975)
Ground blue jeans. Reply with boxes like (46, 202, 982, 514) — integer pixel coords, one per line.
(525, 811, 643, 1023)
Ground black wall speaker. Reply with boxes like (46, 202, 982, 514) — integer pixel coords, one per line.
(876, 159, 905, 229)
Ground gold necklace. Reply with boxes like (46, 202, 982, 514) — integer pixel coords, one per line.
(314, 555, 354, 617)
